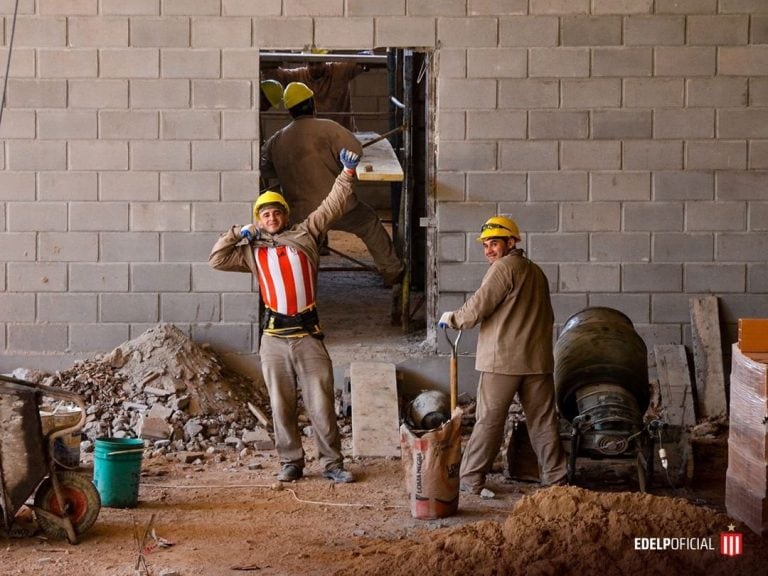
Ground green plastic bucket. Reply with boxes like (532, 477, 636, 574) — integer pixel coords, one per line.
(93, 437, 144, 508)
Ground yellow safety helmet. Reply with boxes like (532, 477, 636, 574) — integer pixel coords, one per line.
(477, 216, 521, 242)
(309, 47, 329, 55)
(260, 79, 283, 109)
(253, 191, 290, 221)
(283, 81, 314, 110)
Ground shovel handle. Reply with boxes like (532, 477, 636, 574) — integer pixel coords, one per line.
(449, 355, 458, 413)
(442, 327, 462, 412)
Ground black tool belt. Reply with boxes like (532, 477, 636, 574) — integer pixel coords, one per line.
(261, 306, 323, 338)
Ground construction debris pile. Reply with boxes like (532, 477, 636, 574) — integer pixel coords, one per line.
(19, 324, 274, 457)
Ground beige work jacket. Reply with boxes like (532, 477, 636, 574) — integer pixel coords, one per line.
(208, 171, 354, 279)
(446, 249, 555, 375)
(260, 116, 363, 224)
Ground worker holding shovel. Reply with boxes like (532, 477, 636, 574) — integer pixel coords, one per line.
(209, 149, 361, 484)
(438, 216, 568, 493)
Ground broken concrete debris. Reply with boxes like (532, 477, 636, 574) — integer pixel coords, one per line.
(14, 324, 275, 457)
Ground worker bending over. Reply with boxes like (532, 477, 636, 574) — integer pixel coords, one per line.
(209, 149, 361, 484)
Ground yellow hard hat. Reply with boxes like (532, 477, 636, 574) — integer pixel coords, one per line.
(253, 191, 290, 221)
(283, 81, 314, 110)
(260, 79, 283, 109)
(477, 216, 521, 242)
(309, 47, 328, 55)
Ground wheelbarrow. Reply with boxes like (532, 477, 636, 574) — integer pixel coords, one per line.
(0, 374, 101, 544)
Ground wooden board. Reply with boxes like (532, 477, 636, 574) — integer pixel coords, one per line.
(690, 295, 727, 419)
(350, 361, 401, 458)
(354, 131, 404, 182)
(653, 344, 695, 485)
(654, 344, 696, 427)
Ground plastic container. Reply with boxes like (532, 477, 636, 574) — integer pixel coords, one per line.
(93, 437, 144, 508)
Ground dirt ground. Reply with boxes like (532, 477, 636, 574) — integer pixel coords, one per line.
(2, 232, 767, 575)
(2, 435, 767, 576)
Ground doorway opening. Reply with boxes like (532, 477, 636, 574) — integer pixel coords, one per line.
(258, 48, 433, 348)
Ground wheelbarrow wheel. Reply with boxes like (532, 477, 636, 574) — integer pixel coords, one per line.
(34, 471, 101, 540)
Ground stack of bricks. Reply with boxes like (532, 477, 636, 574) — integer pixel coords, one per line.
(726, 322, 768, 536)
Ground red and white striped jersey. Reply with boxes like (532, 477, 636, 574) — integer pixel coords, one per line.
(254, 245, 316, 315)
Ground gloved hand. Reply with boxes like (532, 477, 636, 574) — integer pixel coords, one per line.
(437, 311, 452, 329)
(240, 224, 256, 241)
(339, 148, 360, 174)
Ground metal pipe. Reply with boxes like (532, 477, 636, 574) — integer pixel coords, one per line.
(260, 52, 388, 65)
(400, 51, 414, 332)
(0, 0, 20, 130)
(361, 125, 406, 149)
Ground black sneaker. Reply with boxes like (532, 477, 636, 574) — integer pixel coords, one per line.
(322, 466, 355, 483)
(277, 464, 303, 482)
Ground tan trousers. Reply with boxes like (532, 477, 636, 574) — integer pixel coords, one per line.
(259, 334, 343, 471)
(330, 200, 403, 286)
(460, 372, 567, 487)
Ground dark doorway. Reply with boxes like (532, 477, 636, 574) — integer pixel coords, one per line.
(258, 48, 431, 339)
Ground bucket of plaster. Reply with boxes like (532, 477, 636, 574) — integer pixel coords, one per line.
(93, 437, 145, 508)
(39, 405, 83, 468)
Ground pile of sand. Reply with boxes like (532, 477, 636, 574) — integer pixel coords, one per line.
(342, 486, 765, 576)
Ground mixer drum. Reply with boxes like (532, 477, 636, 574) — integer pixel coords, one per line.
(554, 307, 650, 422)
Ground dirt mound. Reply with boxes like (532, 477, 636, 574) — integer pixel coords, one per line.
(340, 485, 766, 576)
(36, 324, 270, 452)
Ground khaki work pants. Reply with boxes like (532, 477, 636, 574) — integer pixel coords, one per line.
(460, 371, 567, 488)
(259, 334, 343, 471)
(331, 201, 404, 286)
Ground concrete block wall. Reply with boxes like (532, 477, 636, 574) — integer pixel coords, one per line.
(433, 0, 768, 356)
(0, 1, 766, 370)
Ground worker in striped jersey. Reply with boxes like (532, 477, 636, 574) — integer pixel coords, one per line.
(209, 149, 361, 484)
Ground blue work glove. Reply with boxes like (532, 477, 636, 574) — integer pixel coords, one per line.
(437, 311, 452, 329)
(240, 224, 256, 241)
(339, 148, 360, 174)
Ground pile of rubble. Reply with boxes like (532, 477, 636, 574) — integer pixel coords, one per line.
(17, 324, 276, 458)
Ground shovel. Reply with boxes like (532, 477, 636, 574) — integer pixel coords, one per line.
(442, 326, 462, 412)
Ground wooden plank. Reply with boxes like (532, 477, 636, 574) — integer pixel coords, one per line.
(653, 344, 696, 427)
(689, 295, 727, 419)
(652, 344, 695, 486)
(354, 131, 404, 182)
(350, 361, 401, 458)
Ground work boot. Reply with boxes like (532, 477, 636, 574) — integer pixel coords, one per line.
(277, 464, 303, 482)
(322, 466, 355, 484)
(459, 482, 483, 495)
(544, 476, 569, 487)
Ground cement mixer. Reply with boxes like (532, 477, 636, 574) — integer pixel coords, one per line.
(554, 307, 662, 490)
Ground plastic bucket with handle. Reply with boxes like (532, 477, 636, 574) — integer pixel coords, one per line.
(93, 437, 144, 508)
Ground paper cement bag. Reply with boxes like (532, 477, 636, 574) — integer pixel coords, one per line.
(400, 408, 462, 519)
